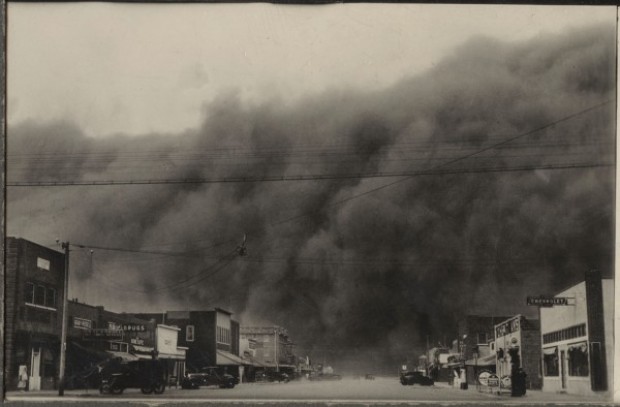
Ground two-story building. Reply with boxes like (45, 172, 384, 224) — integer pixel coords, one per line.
(539, 270, 613, 396)
(5, 237, 65, 391)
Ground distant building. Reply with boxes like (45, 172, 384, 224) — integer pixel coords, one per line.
(5, 237, 65, 391)
(539, 271, 613, 396)
(240, 326, 297, 375)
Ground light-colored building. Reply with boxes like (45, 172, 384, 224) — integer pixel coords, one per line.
(539, 271, 613, 396)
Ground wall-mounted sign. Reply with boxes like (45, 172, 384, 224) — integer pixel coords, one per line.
(83, 328, 123, 341)
(527, 297, 571, 307)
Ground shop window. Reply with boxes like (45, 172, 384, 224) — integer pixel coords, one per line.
(568, 343, 589, 377)
(543, 347, 559, 376)
(186, 325, 195, 342)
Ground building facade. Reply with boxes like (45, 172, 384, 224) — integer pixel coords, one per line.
(539, 271, 613, 396)
(135, 308, 243, 378)
(494, 315, 542, 389)
(5, 237, 65, 391)
(239, 326, 296, 374)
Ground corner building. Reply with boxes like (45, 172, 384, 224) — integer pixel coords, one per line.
(5, 237, 65, 391)
(539, 271, 613, 396)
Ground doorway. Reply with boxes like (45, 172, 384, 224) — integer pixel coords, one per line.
(29, 346, 42, 391)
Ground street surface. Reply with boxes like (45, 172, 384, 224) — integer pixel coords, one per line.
(5, 377, 613, 405)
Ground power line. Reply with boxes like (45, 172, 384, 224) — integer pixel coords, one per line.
(268, 99, 614, 227)
(6, 161, 612, 187)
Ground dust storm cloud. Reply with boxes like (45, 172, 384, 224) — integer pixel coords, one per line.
(7, 25, 615, 371)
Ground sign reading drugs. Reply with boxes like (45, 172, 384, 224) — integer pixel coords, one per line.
(527, 296, 571, 307)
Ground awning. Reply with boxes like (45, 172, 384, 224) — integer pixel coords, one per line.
(543, 347, 557, 356)
(465, 354, 496, 366)
(216, 350, 246, 366)
(158, 347, 187, 360)
(130, 344, 156, 359)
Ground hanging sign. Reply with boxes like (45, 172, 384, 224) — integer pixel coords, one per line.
(527, 297, 571, 307)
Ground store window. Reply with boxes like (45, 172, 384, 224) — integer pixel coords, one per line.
(543, 347, 559, 376)
(568, 343, 589, 377)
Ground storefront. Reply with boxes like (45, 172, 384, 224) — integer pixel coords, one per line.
(539, 271, 613, 396)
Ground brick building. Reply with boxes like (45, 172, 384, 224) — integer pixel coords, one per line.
(5, 237, 65, 391)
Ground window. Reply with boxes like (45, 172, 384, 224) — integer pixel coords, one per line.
(25, 282, 57, 310)
(186, 325, 195, 342)
(568, 343, 589, 377)
(25, 283, 35, 304)
(217, 326, 230, 344)
(45, 288, 56, 308)
(543, 347, 559, 376)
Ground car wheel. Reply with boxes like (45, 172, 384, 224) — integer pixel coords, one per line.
(111, 386, 124, 395)
(141, 386, 154, 394)
(153, 382, 166, 394)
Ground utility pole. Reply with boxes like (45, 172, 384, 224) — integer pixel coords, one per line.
(58, 241, 70, 396)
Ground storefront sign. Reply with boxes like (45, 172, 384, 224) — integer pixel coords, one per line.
(83, 328, 123, 340)
(130, 338, 145, 345)
(495, 317, 521, 338)
(527, 296, 570, 307)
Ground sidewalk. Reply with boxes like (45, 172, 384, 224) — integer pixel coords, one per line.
(435, 383, 613, 404)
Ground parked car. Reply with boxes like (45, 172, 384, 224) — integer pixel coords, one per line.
(400, 371, 434, 386)
(255, 371, 290, 383)
(181, 368, 237, 389)
(99, 358, 167, 395)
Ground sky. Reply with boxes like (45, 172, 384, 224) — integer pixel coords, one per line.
(6, 4, 617, 372)
(7, 3, 616, 136)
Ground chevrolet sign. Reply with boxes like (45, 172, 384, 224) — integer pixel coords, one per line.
(527, 296, 570, 307)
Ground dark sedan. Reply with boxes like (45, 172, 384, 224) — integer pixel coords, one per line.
(181, 368, 238, 389)
(400, 371, 434, 386)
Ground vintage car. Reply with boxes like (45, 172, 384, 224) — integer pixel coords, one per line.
(399, 371, 434, 386)
(255, 370, 290, 383)
(181, 368, 238, 389)
(99, 358, 167, 395)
